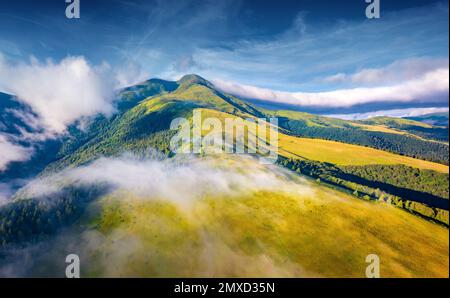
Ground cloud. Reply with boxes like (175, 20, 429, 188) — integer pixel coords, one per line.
(187, 3, 449, 91)
(3, 153, 313, 277)
(21, 154, 309, 206)
(0, 134, 32, 172)
(323, 58, 449, 86)
(174, 55, 200, 73)
(0, 54, 145, 172)
(212, 68, 449, 108)
(324, 107, 450, 121)
(322, 73, 347, 84)
(0, 183, 13, 205)
(113, 61, 151, 89)
(0, 55, 116, 135)
(1, 0, 447, 93)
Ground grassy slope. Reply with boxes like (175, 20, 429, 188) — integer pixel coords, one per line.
(33, 77, 448, 229)
(42, 75, 448, 173)
(269, 110, 449, 142)
(3, 76, 449, 278)
(359, 116, 449, 142)
(26, 155, 448, 277)
(279, 134, 449, 173)
(360, 116, 435, 128)
(42, 78, 261, 172)
(264, 109, 449, 164)
(196, 109, 449, 224)
(266, 110, 423, 135)
(66, 177, 449, 278)
(197, 108, 449, 173)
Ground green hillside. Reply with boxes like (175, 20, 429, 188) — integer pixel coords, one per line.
(406, 112, 449, 127)
(3, 157, 449, 277)
(359, 116, 449, 142)
(264, 110, 449, 164)
(34, 75, 448, 223)
(43, 75, 262, 172)
(1, 74, 448, 277)
(40, 75, 449, 173)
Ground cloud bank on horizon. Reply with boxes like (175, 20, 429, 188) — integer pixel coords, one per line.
(212, 62, 449, 108)
(325, 107, 449, 121)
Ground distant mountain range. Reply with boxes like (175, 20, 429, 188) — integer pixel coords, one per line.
(405, 112, 449, 127)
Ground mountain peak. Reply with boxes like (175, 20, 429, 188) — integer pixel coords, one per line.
(177, 74, 212, 87)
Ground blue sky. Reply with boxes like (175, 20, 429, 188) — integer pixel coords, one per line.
(0, 0, 448, 115)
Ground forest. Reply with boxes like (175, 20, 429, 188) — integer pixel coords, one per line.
(278, 157, 449, 226)
(278, 117, 449, 164)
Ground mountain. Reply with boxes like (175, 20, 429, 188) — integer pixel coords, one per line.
(264, 109, 449, 164)
(405, 112, 449, 127)
(358, 116, 449, 142)
(40, 74, 266, 172)
(2, 75, 449, 211)
(0, 75, 448, 277)
(4, 74, 449, 213)
(38, 75, 450, 173)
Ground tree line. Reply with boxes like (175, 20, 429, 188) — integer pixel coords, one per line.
(278, 157, 449, 226)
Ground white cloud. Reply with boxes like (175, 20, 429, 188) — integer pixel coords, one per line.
(0, 182, 15, 206)
(324, 107, 449, 121)
(5, 154, 315, 278)
(174, 4, 449, 91)
(323, 58, 449, 86)
(322, 73, 347, 84)
(113, 62, 151, 89)
(212, 68, 449, 108)
(0, 55, 116, 135)
(20, 154, 311, 207)
(0, 134, 32, 172)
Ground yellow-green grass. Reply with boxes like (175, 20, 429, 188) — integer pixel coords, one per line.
(152, 84, 252, 117)
(38, 156, 447, 277)
(362, 116, 435, 129)
(263, 109, 446, 141)
(191, 108, 448, 173)
(352, 123, 406, 135)
(79, 180, 448, 278)
(353, 123, 448, 145)
(264, 109, 410, 134)
(279, 134, 449, 173)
